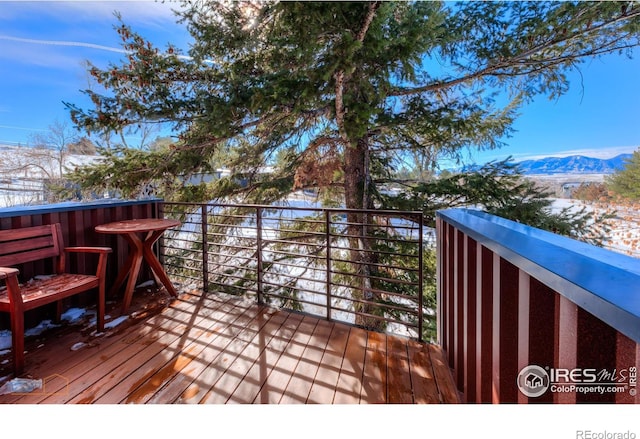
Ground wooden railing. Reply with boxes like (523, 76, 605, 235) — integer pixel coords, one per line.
(437, 208, 640, 404)
(0, 199, 161, 328)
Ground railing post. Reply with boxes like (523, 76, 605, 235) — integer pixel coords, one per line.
(325, 210, 332, 321)
(201, 203, 209, 293)
(256, 206, 263, 305)
(418, 213, 424, 342)
(436, 216, 443, 347)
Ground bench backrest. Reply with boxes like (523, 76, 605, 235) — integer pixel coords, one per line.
(0, 223, 65, 273)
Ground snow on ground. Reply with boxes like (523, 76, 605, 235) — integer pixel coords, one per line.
(551, 198, 640, 258)
(601, 205, 640, 258)
(104, 315, 129, 330)
(0, 331, 10, 353)
(0, 307, 100, 355)
(0, 307, 131, 372)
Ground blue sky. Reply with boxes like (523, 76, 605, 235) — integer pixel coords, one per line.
(0, 1, 189, 146)
(1, 0, 639, 165)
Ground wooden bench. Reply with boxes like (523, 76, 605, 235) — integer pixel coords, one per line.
(0, 223, 111, 375)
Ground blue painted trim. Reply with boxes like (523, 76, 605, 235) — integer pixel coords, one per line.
(0, 198, 162, 218)
(437, 208, 640, 344)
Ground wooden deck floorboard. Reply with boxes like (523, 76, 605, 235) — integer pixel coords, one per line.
(0, 290, 459, 404)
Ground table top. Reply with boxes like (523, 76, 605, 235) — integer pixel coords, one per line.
(95, 218, 181, 234)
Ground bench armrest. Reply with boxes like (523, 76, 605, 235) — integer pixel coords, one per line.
(0, 266, 20, 280)
(0, 266, 22, 309)
(64, 247, 111, 279)
(65, 247, 113, 254)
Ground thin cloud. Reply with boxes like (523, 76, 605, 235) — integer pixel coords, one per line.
(0, 39, 101, 74)
(0, 1, 183, 24)
(0, 34, 195, 65)
(0, 35, 128, 55)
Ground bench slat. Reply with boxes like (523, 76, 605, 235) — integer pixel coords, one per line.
(0, 235, 55, 256)
(0, 274, 99, 312)
(0, 225, 55, 242)
(0, 224, 61, 268)
(0, 248, 60, 268)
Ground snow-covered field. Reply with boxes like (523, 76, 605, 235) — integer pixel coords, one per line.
(551, 198, 640, 258)
(0, 180, 48, 207)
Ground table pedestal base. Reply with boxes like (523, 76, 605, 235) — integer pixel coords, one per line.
(108, 229, 178, 314)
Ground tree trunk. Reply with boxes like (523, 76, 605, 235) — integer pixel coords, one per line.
(343, 137, 367, 212)
(343, 136, 382, 330)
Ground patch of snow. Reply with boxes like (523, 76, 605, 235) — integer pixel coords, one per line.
(136, 280, 156, 289)
(551, 199, 640, 258)
(0, 330, 11, 350)
(0, 377, 42, 395)
(1, 318, 70, 351)
(24, 320, 59, 337)
(105, 315, 129, 329)
(61, 307, 87, 324)
(70, 342, 86, 351)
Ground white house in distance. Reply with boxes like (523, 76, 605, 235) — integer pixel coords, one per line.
(0, 144, 256, 207)
(0, 144, 101, 207)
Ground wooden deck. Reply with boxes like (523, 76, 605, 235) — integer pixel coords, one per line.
(0, 290, 459, 404)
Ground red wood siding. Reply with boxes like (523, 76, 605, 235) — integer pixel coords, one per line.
(437, 211, 640, 404)
(0, 200, 160, 328)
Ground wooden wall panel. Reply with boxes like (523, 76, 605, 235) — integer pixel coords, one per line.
(0, 200, 160, 328)
(478, 244, 494, 403)
(455, 229, 464, 391)
(525, 277, 556, 404)
(437, 211, 639, 405)
(463, 236, 477, 402)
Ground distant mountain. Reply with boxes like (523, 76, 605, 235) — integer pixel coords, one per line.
(514, 154, 632, 175)
(452, 153, 633, 175)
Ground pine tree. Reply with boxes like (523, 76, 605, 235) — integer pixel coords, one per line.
(63, 1, 640, 330)
(65, 1, 640, 208)
(607, 149, 640, 200)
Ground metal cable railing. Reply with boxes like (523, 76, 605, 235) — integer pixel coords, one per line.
(159, 202, 434, 341)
